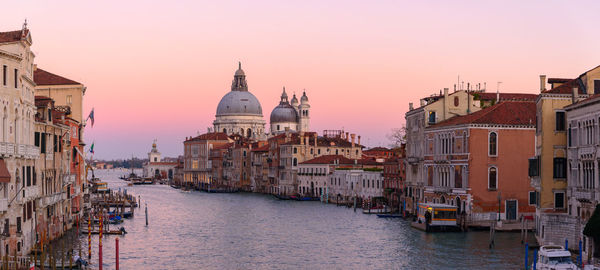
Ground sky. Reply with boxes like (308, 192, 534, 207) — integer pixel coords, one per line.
(2, 1, 600, 159)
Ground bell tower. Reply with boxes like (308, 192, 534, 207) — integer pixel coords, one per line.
(298, 90, 310, 132)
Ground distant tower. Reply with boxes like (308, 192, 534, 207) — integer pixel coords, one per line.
(298, 90, 310, 132)
(148, 140, 161, 163)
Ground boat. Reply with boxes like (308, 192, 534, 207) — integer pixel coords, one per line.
(533, 245, 578, 270)
(122, 211, 133, 218)
(362, 205, 391, 214)
(170, 184, 181, 189)
(273, 194, 291, 200)
(411, 203, 460, 232)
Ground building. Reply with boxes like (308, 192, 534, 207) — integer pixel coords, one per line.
(404, 86, 537, 216)
(564, 94, 600, 261)
(297, 155, 356, 198)
(0, 24, 41, 256)
(143, 141, 178, 179)
(250, 142, 269, 192)
(269, 88, 310, 135)
(183, 132, 232, 188)
(213, 63, 266, 139)
(531, 67, 600, 247)
(329, 168, 384, 205)
(424, 100, 537, 224)
(274, 130, 363, 196)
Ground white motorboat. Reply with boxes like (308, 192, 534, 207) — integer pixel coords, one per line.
(534, 245, 579, 270)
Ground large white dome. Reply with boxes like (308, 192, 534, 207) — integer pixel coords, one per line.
(216, 90, 263, 116)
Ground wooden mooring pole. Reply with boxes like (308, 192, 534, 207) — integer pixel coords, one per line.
(116, 237, 119, 270)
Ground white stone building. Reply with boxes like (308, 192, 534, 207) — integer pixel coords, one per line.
(213, 63, 266, 140)
(143, 141, 178, 179)
(565, 94, 600, 261)
(297, 155, 354, 197)
(329, 169, 384, 202)
(0, 24, 40, 256)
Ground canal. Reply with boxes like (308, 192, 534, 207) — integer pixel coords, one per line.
(75, 169, 532, 269)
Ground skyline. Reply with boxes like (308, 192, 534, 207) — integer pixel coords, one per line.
(3, 0, 600, 159)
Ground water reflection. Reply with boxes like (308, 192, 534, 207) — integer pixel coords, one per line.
(70, 170, 531, 269)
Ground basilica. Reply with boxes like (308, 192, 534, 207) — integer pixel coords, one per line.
(213, 63, 311, 139)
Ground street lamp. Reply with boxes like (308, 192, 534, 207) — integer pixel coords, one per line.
(497, 191, 502, 221)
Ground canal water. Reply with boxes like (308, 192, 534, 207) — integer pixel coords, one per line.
(75, 169, 532, 269)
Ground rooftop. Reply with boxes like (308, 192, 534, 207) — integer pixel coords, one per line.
(34, 68, 81, 86)
(429, 100, 536, 128)
(0, 29, 27, 43)
(185, 132, 230, 142)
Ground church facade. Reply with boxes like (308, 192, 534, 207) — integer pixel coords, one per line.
(143, 141, 178, 179)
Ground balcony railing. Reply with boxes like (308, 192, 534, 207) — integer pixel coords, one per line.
(0, 143, 40, 158)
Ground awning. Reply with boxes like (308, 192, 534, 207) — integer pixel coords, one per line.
(0, 159, 11, 183)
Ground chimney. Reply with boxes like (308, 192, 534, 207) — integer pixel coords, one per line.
(420, 99, 426, 107)
(314, 134, 317, 148)
(443, 88, 449, 120)
(540, 75, 546, 92)
(345, 132, 349, 141)
(358, 135, 361, 146)
(351, 134, 356, 148)
(572, 87, 579, 103)
(409, 102, 414, 110)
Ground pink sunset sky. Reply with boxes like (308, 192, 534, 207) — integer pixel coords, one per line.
(2, 1, 599, 159)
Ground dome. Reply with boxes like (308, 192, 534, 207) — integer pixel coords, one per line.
(216, 90, 263, 116)
(301, 91, 309, 103)
(270, 103, 298, 123)
(290, 93, 298, 105)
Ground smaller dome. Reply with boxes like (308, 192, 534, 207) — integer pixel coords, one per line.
(270, 104, 298, 123)
(301, 91, 309, 103)
(291, 93, 298, 105)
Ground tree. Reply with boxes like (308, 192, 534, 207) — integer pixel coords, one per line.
(387, 126, 406, 148)
(583, 204, 600, 258)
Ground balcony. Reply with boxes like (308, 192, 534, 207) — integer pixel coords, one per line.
(42, 192, 63, 206)
(24, 187, 40, 199)
(63, 174, 76, 185)
(572, 188, 597, 201)
(0, 143, 15, 156)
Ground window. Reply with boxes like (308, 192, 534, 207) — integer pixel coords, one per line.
(13, 69, 17, 88)
(66, 95, 72, 105)
(2, 65, 6, 86)
(555, 111, 565, 131)
(489, 132, 497, 156)
(277, 125, 280, 131)
(34, 132, 40, 147)
(528, 157, 540, 177)
(454, 96, 459, 107)
(553, 157, 567, 179)
(488, 167, 497, 189)
(554, 192, 565, 209)
(292, 158, 297, 167)
(529, 191, 536, 205)
(428, 111, 436, 124)
(293, 147, 297, 154)
(594, 80, 600, 95)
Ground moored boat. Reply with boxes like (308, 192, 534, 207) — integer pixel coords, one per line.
(533, 245, 578, 270)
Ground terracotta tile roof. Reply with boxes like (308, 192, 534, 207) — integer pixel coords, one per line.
(429, 100, 536, 128)
(212, 142, 234, 150)
(300, 155, 355, 165)
(477, 93, 538, 101)
(564, 94, 600, 110)
(186, 132, 230, 142)
(0, 30, 26, 43)
(149, 162, 178, 166)
(357, 158, 382, 165)
(34, 68, 81, 86)
(542, 79, 585, 95)
(251, 144, 269, 152)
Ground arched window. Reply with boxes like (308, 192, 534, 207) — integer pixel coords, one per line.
(223, 128, 226, 133)
(293, 158, 297, 166)
(489, 132, 497, 156)
(247, 128, 252, 138)
(293, 147, 297, 154)
(454, 96, 459, 107)
(488, 167, 497, 189)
